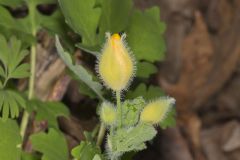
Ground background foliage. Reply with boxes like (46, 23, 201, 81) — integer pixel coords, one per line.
(0, 0, 176, 160)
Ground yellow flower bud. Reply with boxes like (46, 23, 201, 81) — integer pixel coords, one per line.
(140, 97, 175, 124)
(97, 33, 135, 91)
(100, 102, 117, 125)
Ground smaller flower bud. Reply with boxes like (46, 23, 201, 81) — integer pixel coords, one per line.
(97, 33, 135, 91)
(100, 102, 117, 125)
(140, 97, 175, 124)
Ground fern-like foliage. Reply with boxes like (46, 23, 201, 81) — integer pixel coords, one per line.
(0, 90, 25, 120)
(0, 35, 29, 120)
(0, 35, 29, 87)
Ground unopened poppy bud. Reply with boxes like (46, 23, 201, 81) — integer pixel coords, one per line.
(140, 97, 175, 124)
(100, 102, 117, 125)
(97, 33, 135, 91)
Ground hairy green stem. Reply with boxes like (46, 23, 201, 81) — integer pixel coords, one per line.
(97, 123, 106, 146)
(20, 111, 29, 138)
(28, 45, 36, 99)
(116, 91, 121, 127)
(20, 44, 36, 138)
(20, 1, 37, 140)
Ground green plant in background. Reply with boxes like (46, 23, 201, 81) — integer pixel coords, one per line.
(0, 0, 71, 135)
(0, 0, 176, 160)
(56, 33, 175, 160)
(58, 0, 166, 99)
(0, 35, 69, 160)
(0, 0, 70, 160)
(0, 35, 29, 121)
(0, 0, 70, 46)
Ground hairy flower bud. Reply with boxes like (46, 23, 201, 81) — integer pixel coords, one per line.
(140, 97, 175, 124)
(100, 102, 117, 125)
(97, 33, 135, 91)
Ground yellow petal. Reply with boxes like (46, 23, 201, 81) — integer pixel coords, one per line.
(97, 33, 135, 91)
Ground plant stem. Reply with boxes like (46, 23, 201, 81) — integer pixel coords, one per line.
(20, 44, 36, 138)
(116, 91, 121, 127)
(96, 123, 106, 146)
(28, 45, 36, 100)
(20, 1, 37, 140)
(20, 111, 29, 138)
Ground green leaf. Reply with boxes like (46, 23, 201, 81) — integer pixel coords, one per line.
(0, 0, 24, 7)
(78, 80, 98, 99)
(0, 35, 30, 85)
(58, 0, 101, 45)
(0, 0, 67, 47)
(127, 7, 166, 62)
(28, 0, 57, 4)
(21, 152, 41, 160)
(0, 90, 26, 121)
(0, 34, 9, 66)
(41, 11, 67, 35)
(30, 129, 68, 160)
(0, 6, 34, 46)
(109, 124, 157, 157)
(127, 83, 164, 100)
(98, 0, 133, 40)
(20, 0, 59, 34)
(8, 36, 29, 72)
(0, 65, 5, 78)
(10, 63, 30, 79)
(93, 154, 102, 160)
(76, 43, 100, 56)
(39, 10, 74, 51)
(159, 107, 176, 129)
(121, 97, 146, 127)
(0, 119, 22, 160)
(146, 85, 165, 99)
(136, 61, 157, 78)
(69, 70, 99, 99)
(28, 100, 69, 129)
(56, 36, 104, 100)
(71, 141, 102, 160)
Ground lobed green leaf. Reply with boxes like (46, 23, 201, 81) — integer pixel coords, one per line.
(71, 141, 102, 160)
(136, 61, 158, 78)
(21, 152, 40, 160)
(28, 100, 69, 129)
(0, 90, 26, 121)
(58, 0, 101, 46)
(127, 7, 166, 62)
(108, 124, 157, 157)
(127, 83, 164, 100)
(0, 6, 35, 45)
(0, 119, 22, 160)
(30, 129, 68, 160)
(98, 0, 133, 41)
(0, 0, 24, 7)
(0, 35, 30, 85)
